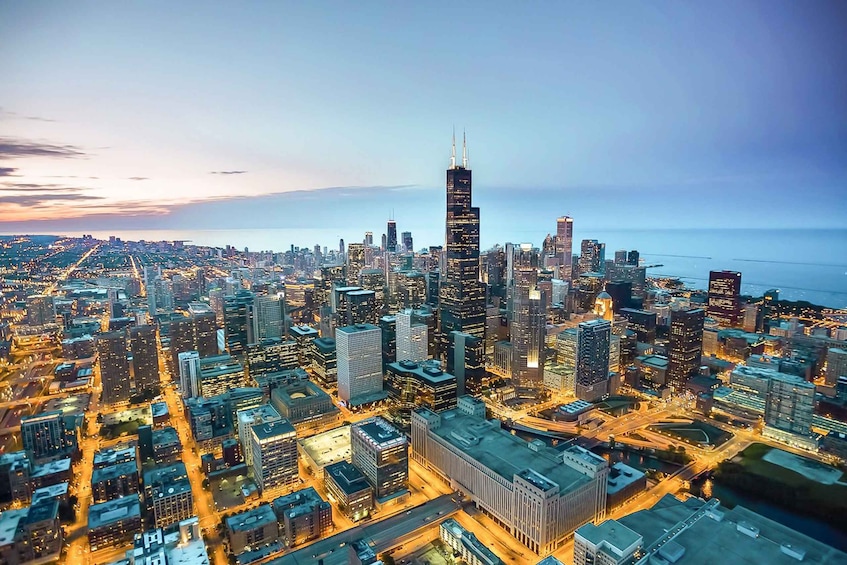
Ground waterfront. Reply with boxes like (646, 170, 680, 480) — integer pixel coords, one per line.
(13, 227, 846, 308)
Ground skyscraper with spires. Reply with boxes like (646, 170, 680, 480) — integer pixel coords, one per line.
(386, 219, 398, 253)
(439, 133, 486, 358)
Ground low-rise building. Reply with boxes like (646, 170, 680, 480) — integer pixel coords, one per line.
(117, 517, 210, 565)
(272, 486, 333, 547)
(574, 519, 643, 565)
(440, 518, 504, 565)
(88, 494, 143, 551)
(91, 460, 140, 503)
(605, 463, 646, 509)
(270, 380, 339, 432)
(143, 462, 193, 528)
(225, 504, 279, 556)
(351, 417, 408, 501)
(0, 500, 63, 565)
(324, 460, 374, 522)
(152, 426, 182, 464)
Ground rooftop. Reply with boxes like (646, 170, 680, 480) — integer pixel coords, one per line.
(575, 519, 642, 552)
(324, 460, 371, 496)
(636, 354, 669, 369)
(31, 482, 69, 505)
(251, 419, 296, 442)
(225, 504, 277, 533)
(606, 462, 646, 495)
(0, 509, 27, 546)
(353, 417, 406, 449)
(88, 494, 142, 530)
(92, 460, 139, 484)
(336, 323, 379, 335)
(388, 360, 457, 384)
(151, 402, 169, 418)
(421, 408, 593, 493)
(272, 486, 329, 519)
(299, 425, 351, 468)
(31, 457, 71, 478)
(153, 426, 181, 446)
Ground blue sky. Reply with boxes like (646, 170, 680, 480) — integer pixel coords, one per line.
(0, 1, 845, 237)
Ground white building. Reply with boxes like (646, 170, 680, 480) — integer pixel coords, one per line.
(177, 351, 201, 398)
(396, 310, 427, 363)
(237, 403, 282, 467)
(336, 324, 383, 405)
(250, 419, 298, 495)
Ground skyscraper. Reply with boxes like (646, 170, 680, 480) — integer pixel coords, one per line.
(575, 319, 611, 402)
(130, 325, 159, 392)
(224, 290, 255, 356)
(336, 324, 384, 405)
(707, 270, 742, 327)
(439, 133, 486, 358)
(178, 351, 201, 398)
(98, 332, 131, 405)
(666, 308, 705, 389)
(351, 417, 408, 499)
(555, 216, 573, 280)
(386, 219, 398, 253)
(401, 231, 413, 253)
(578, 239, 605, 275)
(25, 295, 55, 327)
(251, 293, 284, 340)
(250, 419, 298, 495)
(346, 243, 366, 286)
(509, 244, 546, 388)
(170, 311, 218, 367)
(395, 309, 427, 363)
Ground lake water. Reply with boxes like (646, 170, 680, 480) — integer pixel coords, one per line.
(22, 227, 847, 308)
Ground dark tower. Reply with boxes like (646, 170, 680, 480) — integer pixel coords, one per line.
(667, 308, 705, 389)
(439, 132, 486, 358)
(386, 219, 398, 253)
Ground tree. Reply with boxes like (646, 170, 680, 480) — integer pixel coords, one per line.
(379, 554, 396, 565)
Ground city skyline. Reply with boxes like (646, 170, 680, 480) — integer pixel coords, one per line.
(2, 1, 846, 231)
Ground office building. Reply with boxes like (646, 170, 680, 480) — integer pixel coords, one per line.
(509, 244, 547, 389)
(88, 494, 142, 551)
(555, 216, 574, 280)
(152, 426, 182, 464)
(605, 281, 632, 313)
(310, 337, 337, 386)
(447, 330, 486, 395)
(826, 347, 847, 387)
(707, 270, 742, 327)
(440, 135, 486, 358)
(402, 231, 413, 253)
(336, 324, 385, 406)
(25, 295, 55, 327)
(396, 309, 428, 363)
(578, 494, 847, 565)
(765, 372, 815, 436)
(575, 319, 612, 402)
(360, 268, 386, 314)
(385, 360, 458, 425)
(144, 462, 193, 528)
(578, 239, 605, 275)
(351, 417, 408, 499)
(197, 354, 244, 397)
(412, 396, 609, 555)
(130, 325, 159, 392)
(666, 308, 705, 390)
(619, 308, 657, 344)
(0, 500, 63, 564)
(250, 419, 298, 495)
(169, 311, 218, 366)
(386, 219, 398, 253)
(272, 486, 333, 547)
(91, 460, 140, 503)
(251, 293, 285, 340)
(347, 243, 366, 285)
(324, 460, 374, 522)
(225, 504, 279, 556)
(177, 351, 201, 398)
(237, 404, 282, 467)
(21, 411, 67, 461)
(97, 331, 132, 405)
(246, 338, 298, 378)
(271, 380, 338, 429)
(224, 290, 255, 356)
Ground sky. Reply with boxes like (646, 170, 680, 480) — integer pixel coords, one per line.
(1, 1, 846, 242)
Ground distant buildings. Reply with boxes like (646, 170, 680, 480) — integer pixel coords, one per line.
(666, 308, 705, 390)
(575, 319, 612, 402)
(224, 290, 255, 356)
(707, 270, 742, 328)
(412, 396, 608, 555)
(130, 325, 159, 392)
(97, 331, 132, 405)
(25, 294, 55, 327)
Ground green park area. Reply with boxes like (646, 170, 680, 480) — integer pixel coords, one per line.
(649, 420, 731, 447)
(715, 443, 847, 525)
(100, 418, 146, 440)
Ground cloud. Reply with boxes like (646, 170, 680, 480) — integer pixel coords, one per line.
(0, 167, 18, 177)
(0, 137, 86, 159)
(210, 170, 248, 175)
(1, 182, 86, 193)
(0, 193, 103, 206)
(128, 177, 149, 181)
(0, 109, 56, 122)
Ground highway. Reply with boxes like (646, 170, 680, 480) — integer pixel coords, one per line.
(269, 494, 460, 565)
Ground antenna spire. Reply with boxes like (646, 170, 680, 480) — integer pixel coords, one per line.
(450, 127, 456, 169)
(462, 130, 468, 169)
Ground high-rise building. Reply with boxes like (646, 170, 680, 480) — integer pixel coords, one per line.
(826, 347, 847, 387)
(130, 325, 159, 392)
(666, 308, 705, 390)
(578, 239, 605, 275)
(177, 351, 201, 398)
(614, 249, 627, 265)
(619, 308, 657, 344)
(351, 417, 408, 499)
(763, 288, 779, 328)
(170, 310, 218, 366)
(246, 338, 298, 378)
(401, 231, 413, 253)
(97, 331, 131, 405)
(364, 231, 374, 247)
(25, 295, 55, 327)
(509, 245, 547, 388)
(346, 243, 366, 286)
(237, 404, 282, 467)
(386, 219, 398, 253)
(626, 250, 639, 266)
(21, 412, 67, 460)
(707, 270, 742, 327)
(336, 324, 384, 405)
(575, 319, 611, 402)
(439, 134, 486, 358)
(604, 281, 632, 313)
(447, 330, 485, 395)
(395, 309, 427, 363)
(765, 372, 815, 436)
(224, 290, 255, 356)
(386, 360, 457, 423)
(555, 216, 573, 280)
(360, 268, 386, 315)
(251, 293, 284, 340)
(250, 419, 298, 495)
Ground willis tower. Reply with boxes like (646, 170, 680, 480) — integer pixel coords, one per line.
(439, 132, 486, 361)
